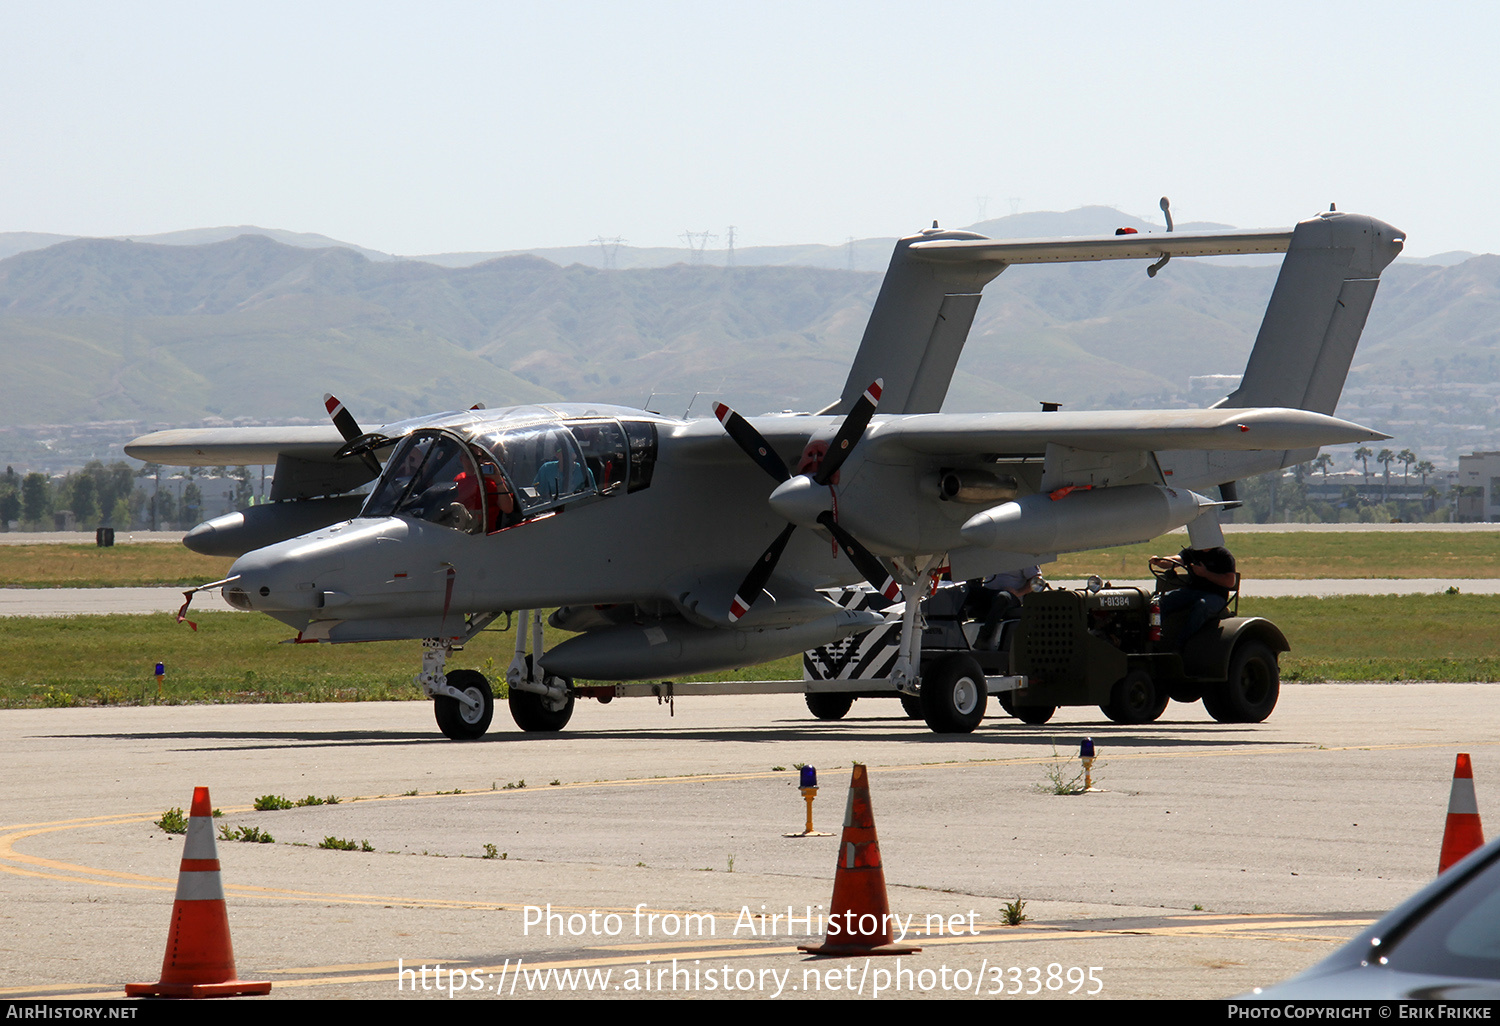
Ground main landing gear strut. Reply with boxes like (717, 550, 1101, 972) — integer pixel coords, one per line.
(504, 610, 575, 732)
(415, 610, 576, 740)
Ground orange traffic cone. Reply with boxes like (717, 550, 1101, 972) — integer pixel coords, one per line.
(799, 765, 921, 957)
(1438, 754, 1485, 874)
(127, 787, 271, 998)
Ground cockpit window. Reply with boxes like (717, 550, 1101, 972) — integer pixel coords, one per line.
(572, 421, 628, 496)
(475, 423, 595, 514)
(361, 432, 485, 534)
(622, 421, 658, 493)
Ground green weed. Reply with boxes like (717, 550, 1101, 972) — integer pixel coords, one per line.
(295, 795, 340, 807)
(1033, 746, 1091, 795)
(1002, 897, 1029, 926)
(156, 807, 187, 834)
(318, 836, 371, 851)
(254, 794, 294, 811)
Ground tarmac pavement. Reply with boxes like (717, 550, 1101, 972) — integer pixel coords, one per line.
(2, 684, 1497, 1001)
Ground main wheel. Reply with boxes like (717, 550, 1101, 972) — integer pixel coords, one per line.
(509, 676, 575, 732)
(920, 654, 988, 734)
(805, 692, 855, 720)
(433, 669, 494, 740)
(1102, 669, 1169, 724)
(899, 692, 923, 719)
(1205, 640, 1280, 723)
(999, 691, 1056, 725)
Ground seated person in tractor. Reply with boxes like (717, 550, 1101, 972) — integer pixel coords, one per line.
(1149, 546, 1237, 642)
(971, 564, 1042, 649)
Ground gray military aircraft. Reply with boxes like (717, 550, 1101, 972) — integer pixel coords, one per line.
(127, 206, 1403, 739)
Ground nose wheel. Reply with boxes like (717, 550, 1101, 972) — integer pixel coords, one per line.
(433, 669, 495, 740)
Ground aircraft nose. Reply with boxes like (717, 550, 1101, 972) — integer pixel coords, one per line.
(226, 539, 347, 612)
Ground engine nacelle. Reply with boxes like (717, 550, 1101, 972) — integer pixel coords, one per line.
(183, 496, 366, 557)
(539, 609, 883, 680)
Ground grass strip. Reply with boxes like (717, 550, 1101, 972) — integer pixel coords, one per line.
(1049, 532, 1500, 580)
(4, 532, 1499, 589)
(0, 543, 233, 588)
(0, 611, 802, 708)
(2, 594, 1496, 708)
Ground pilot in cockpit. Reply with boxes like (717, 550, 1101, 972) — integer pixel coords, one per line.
(533, 431, 594, 501)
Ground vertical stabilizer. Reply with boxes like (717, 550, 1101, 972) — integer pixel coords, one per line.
(1219, 211, 1404, 415)
(833, 228, 1004, 415)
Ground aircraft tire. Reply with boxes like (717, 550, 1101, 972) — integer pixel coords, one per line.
(998, 691, 1056, 725)
(509, 679, 575, 732)
(920, 654, 987, 734)
(1205, 641, 1280, 724)
(899, 692, 923, 719)
(433, 670, 495, 740)
(804, 693, 855, 720)
(1101, 669, 1169, 724)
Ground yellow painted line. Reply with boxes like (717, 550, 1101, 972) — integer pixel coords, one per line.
(1138, 917, 1373, 935)
(279, 959, 446, 974)
(0, 981, 122, 996)
(3, 914, 1367, 998)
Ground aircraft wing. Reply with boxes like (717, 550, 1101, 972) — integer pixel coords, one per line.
(124, 426, 346, 467)
(860, 406, 1387, 458)
(126, 425, 377, 502)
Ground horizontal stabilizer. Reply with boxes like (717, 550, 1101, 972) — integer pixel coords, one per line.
(908, 227, 1292, 265)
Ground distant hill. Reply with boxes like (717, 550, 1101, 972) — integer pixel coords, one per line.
(0, 225, 399, 265)
(410, 206, 1238, 272)
(3, 228, 1500, 463)
(0, 206, 1245, 273)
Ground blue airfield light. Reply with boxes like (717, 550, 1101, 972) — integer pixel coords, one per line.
(800, 766, 817, 788)
(1080, 737, 1095, 760)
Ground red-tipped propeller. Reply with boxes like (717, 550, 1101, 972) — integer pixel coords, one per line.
(715, 380, 896, 622)
(324, 393, 387, 474)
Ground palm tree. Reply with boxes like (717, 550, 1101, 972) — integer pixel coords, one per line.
(1353, 446, 1373, 488)
(1312, 453, 1334, 478)
(1416, 460, 1435, 486)
(1377, 448, 1396, 502)
(1398, 449, 1416, 489)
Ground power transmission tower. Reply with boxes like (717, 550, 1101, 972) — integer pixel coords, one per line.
(976, 196, 989, 222)
(679, 230, 717, 265)
(591, 236, 625, 269)
(1008, 197, 1021, 216)
(846, 236, 854, 271)
(724, 225, 736, 267)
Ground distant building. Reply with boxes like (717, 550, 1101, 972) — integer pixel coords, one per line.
(1457, 452, 1500, 522)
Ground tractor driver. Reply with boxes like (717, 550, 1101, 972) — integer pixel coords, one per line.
(1149, 546, 1237, 641)
(972, 564, 1042, 650)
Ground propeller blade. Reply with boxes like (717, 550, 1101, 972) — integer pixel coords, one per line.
(713, 402, 791, 483)
(817, 511, 900, 602)
(728, 522, 797, 622)
(814, 378, 882, 486)
(324, 393, 382, 476)
(324, 393, 362, 442)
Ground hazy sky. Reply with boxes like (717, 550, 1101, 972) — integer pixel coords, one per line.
(1, 1, 1493, 257)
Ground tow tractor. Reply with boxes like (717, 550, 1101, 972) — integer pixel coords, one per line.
(802, 565, 1287, 732)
